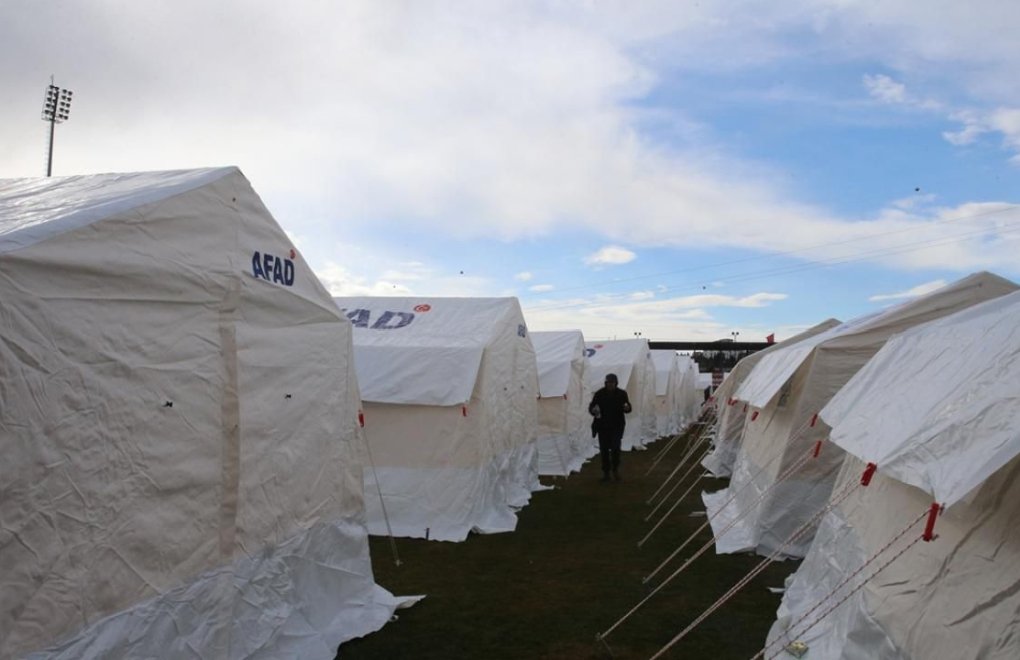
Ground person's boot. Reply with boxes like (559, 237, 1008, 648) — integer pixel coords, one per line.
(612, 469, 620, 482)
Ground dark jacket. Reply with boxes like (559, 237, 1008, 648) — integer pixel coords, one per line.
(589, 387, 632, 436)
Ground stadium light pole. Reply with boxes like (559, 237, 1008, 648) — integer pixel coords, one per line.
(41, 77, 73, 177)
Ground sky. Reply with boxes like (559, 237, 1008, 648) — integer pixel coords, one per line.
(3, 0, 1020, 341)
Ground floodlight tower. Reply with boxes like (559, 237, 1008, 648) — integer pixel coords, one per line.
(41, 78, 73, 177)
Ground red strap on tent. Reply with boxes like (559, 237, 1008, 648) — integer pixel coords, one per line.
(728, 397, 737, 406)
(358, 411, 365, 428)
(461, 405, 468, 417)
(743, 403, 748, 413)
(861, 462, 878, 486)
(923, 502, 943, 542)
(812, 440, 822, 458)
(750, 410, 759, 421)
(563, 393, 568, 400)
(810, 412, 818, 427)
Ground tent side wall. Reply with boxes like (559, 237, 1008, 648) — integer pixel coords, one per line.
(0, 172, 396, 658)
(360, 402, 519, 541)
(769, 454, 1020, 660)
(478, 303, 540, 505)
(536, 350, 591, 474)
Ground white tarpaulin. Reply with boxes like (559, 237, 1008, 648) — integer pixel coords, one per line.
(702, 319, 840, 478)
(334, 296, 541, 542)
(532, 330, 595, 476)
(820, 289, 1020, 507)
(0, 168, 411, 659)
(766, 291, 1020, 659)
(650, 350, 684, 437)
(705, 272, 1017, 558)
(676, 355, 703, 428)
(584, 339, 657, 450)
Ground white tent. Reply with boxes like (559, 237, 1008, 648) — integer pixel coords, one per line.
(702, 319, 841, 478)
(650, 350, 684, 437)
(676, 354, 703, 428)
(584, 339, 657, 450)
(766, 290, 1020, 659)
(0, 168, 408, 659)
(704, 272, 1017, 558)
(334, 296, 540, 542)
(532, 330, 594, 476)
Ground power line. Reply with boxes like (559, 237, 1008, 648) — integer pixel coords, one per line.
(523, 215, 1020, 315)
(523, 203, 1020, 301)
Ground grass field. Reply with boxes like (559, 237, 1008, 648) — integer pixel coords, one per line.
(338, 425, 799, 659)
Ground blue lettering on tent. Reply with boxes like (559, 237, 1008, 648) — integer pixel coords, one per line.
(341, 308, 416, 330)
(346, 309, 371, 328)
(372, 311, 415, 330)
(517, 324, 527, 338)
(251, 251, 296, 287)
(584, 348, 597, 358)
(272, 256, 284, 284)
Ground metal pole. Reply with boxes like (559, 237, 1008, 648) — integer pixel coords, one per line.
(47, 115, 56, 177)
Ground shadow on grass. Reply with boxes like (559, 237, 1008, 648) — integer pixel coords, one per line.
(338, 425, 799, 659)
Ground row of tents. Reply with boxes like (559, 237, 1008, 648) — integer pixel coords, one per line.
(692, 271, 1020, 658)
(0, 167, 703, 658)
(330, 300, 703, 542)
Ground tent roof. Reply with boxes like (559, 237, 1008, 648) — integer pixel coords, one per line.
(334, 296, 526, 405)
(532, 330, 585, 398)
(820, 289, 1020, 508)
(585, 338, 647, 388)
(714, 318, 841, 403)
(735, 272, 1018, 408)
(0, 167, 235, 254)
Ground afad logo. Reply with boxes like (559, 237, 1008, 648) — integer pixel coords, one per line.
(252, 250, 296, 286)
(340, 303, 431, 330)
(584, 343, 604, 358)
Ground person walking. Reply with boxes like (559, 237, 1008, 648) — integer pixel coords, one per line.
(588, 373, 632, 481)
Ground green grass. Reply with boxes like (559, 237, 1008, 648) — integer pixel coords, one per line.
(338, 427, 799, 659)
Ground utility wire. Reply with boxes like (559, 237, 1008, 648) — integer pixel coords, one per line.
(526, 203, 1019, 299)
(524, 213, 1020, 315)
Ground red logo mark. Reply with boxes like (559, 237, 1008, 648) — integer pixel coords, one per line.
(594, 344, 604, 349)
(289, 248, 296, 259)
(414, 304, 432, 313)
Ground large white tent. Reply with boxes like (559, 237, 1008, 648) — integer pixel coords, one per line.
(765, 290, 1020, 659)
(532, 330, 594, 476)
(650, 350, 684, 438)
(704, 272, 1017, 558)
(0, 168, 408, 659)
(702, 319, 841, 478)
(676, 354, 703, 429)
(334, 296, 540, 542)
(584, 339, 657, 450)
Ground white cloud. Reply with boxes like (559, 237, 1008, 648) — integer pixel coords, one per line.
(313, 246, 492, 298)
(864, 74, 909, 104)
(316, 261, 414, 297)
(869, 279, 947, 301)
(2, 1, 1019, 277)
(585, 246, 637, 267)
(862, 74, 1020, 159)
(515, 271, 533, 281)
(522, 289, 786, 340)
(529, 283, 555, 292)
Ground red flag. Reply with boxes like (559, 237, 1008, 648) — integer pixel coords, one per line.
(766, 333, 775, 344)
